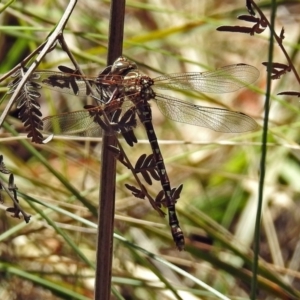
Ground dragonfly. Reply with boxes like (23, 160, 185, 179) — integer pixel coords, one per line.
(28, 57, 259, 250)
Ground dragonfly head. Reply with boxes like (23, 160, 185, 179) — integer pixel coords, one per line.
(111, 57, 137, 75)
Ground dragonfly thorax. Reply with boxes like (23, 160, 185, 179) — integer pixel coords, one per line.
(139, 76, 155, 101)
(122, 71, 155, 102)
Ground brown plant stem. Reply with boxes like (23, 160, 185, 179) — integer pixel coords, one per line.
(94, 1, 126, 299)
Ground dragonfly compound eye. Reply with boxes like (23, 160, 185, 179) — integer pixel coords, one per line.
(111, 57, 137, 75)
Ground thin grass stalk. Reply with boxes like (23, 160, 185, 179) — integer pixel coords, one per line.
(0, 0, 78, 127)
(94, 1, 126, 299)
(251, 1, 276, 298)
(3, 122, 98, 215)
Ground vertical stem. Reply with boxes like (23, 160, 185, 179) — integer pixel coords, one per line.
(251, 1, 276, 299)
(94, 1, 126, 299)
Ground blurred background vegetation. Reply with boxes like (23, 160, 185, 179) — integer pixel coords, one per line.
(0, 0, 300, 299)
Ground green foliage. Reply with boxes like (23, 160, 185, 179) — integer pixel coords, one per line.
(0, 0, 300, 299)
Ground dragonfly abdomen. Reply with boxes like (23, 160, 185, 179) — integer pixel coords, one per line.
(136, 100, 185, 250)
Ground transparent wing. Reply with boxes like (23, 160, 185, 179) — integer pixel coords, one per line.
(155, 94, 258, 133)
(153, 64, 259, 93)
(42, 110, 104, 137)
(31, 71, 123, 103)
(32, 71, 100, 96)
(42, 101, 137, 137)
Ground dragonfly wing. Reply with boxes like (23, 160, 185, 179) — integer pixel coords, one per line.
(154, 64, 259, 93)
(42, 110, 103, 137)
(155, 94, 258, 133)
(32, 71, 106, 98)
